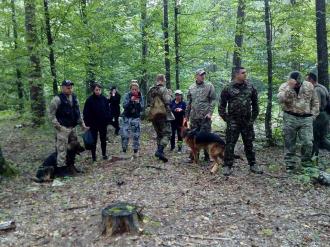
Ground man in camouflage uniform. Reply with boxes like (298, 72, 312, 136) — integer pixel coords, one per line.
(306, 71, 330, 156)
(186, 69, 216, 162)
(147, 74, 174, 162)
(277, 71, 319, 172)
(49, 80, 87, 173)
(219, 67, 262, 176)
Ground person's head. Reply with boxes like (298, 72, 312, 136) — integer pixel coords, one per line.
(195, 69, 206, 83)
(306, 72, 317, 85)
(91, 82, 102, 96)
(289, 71, 303, 85)
(110, 86, 117, 94)
(130, 80, 139, 95)
(174, 89, 183, 101)
(61, 80, 74, 95)
(233, 67, 247, 82)
(156, 74, 166, 85)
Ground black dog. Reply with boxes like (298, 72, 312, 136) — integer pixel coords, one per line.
(34, 140, 85, 182)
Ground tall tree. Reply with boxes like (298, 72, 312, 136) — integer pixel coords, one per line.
(232, 0, 245, 79)
(81, 0, 96, 95)
(140, 0, 148, 96)
(163, 0, 171, 88)
(264, 0, 273, 145)
(43, 0, 58, 96)
(174, 0, 180, 89)
(24, 0, 46, 125)
(315, 0, 329, 89)
(10, 0, 24, 112)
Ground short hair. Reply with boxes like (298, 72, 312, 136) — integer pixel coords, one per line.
(289, 71, 303, 84)
(307, 72, 317, 82)
(91, 82, 102, 91)
(233, 66, 245, 75)
(156, 74, 166, 82)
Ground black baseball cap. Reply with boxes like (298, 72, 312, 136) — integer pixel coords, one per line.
(61, 80, 74, 86)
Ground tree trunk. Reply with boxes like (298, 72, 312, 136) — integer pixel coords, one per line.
(163, 0, 171, 89)
(232, 0, 245, 79)
(24, 0, 46, 126)
(101, 202, 143, 236)
(315, 0, 329, 89)
(140, 0, 148, 96)
(264, 0, 273, 146)
(10, 0, 24, 112)
(43, 0, 58, 96)
(174, 0, 180, 89)
(81, 0, 96, 95)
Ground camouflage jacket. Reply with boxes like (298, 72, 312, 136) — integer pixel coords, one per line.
(147, 84, 174, 121)
(277, 80, 319, 116)
(218, 80, 259, 122)
(314, 83, 329, 111)
(49, 94, 83, 129)
(186, 81, 216, 120)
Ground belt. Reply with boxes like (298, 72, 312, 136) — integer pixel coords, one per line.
(284, 111, 312, 118)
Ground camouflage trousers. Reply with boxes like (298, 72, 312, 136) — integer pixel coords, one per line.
(313, 111, 330, 156)
(55, 127, 77, 167)
(120, 117, 141, 151)
(152, 119, 171, 147)
(283, 112, 313, 169)
(224, 120, 256, 167)
(189, 118, 212, 132)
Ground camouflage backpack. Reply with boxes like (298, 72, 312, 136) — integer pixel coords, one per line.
(148, 95, 166, 121)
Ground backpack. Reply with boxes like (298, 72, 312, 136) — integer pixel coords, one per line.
(148, 95, 166, 121)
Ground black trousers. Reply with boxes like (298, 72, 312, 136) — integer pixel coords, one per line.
(90, 125, 107, 159)
(171, 121, 183, 149)
(110, 116, 120, 134)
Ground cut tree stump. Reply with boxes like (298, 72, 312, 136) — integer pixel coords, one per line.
(101, 202, 143, 236)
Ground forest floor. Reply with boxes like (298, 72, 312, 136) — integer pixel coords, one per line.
(0, 113, 329, 247)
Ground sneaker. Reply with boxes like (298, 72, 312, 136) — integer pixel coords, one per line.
(223, 166, 233, 176)
(250, 164, 263, 174)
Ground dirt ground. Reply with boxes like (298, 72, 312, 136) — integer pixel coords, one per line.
(0, 117, 329, 247)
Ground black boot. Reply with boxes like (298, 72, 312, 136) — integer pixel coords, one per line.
(155, 145, 168, 163)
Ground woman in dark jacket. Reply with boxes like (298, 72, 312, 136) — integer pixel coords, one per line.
(109, 86, 121, 135)
(83, 83, 111, 161)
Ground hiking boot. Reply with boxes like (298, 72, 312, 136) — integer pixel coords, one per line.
(223, 166, 233, 176)
(177, 146, 182, 154)
(103, 155, 108, 160)
(250, 164, 263, 174)
(155, 145, 168, 163)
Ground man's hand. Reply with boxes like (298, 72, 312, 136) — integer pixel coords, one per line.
(175, 108, 182, 112)
(205, 113, 212, 119)
(82, 122, 90, 131)
(288, 79, 297, 89)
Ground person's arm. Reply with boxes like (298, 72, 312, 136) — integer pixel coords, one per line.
(251, 86, 259, 121)
(277, 81, 296, 104)
(218, 89, 229, 122)
(185, 89, 192, 119)
(48, 96, 62, 130)
(122, 93, 132, 109)
(311, 88, 320, 117)
(206, 84, 216, 118)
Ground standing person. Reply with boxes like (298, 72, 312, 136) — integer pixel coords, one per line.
(170, 90, 186, 153)
(277, 71, 319, 172)
(49, 80, 88, 173)
(83, 82, 111, 161)
(109, 86, 121, 135)
(219, 67, 262, 176)
(185, 69, 216, 162)
(305, 71, 330, 156)
(147, 74, 174, 162)
(120, 80, 144, 158)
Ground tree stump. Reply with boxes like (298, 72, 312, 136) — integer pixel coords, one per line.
(101, 202, 143, 236)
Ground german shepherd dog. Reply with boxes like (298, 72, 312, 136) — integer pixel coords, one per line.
(34, 134, 85, 182)
(181, 121, 225, 174)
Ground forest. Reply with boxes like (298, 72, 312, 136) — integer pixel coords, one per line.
(0, 0, 329, 246)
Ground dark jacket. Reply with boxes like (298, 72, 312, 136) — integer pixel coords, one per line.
(56, 93, 81, 128)
(122, 91, 144, 118)
(219, 80, 259, 122)
(83, 94, 111, 128)
(170, 99, 186, 125)
(109, 92, 121, 117)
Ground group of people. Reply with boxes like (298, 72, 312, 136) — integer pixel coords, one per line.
(47, 66, 329, 177)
